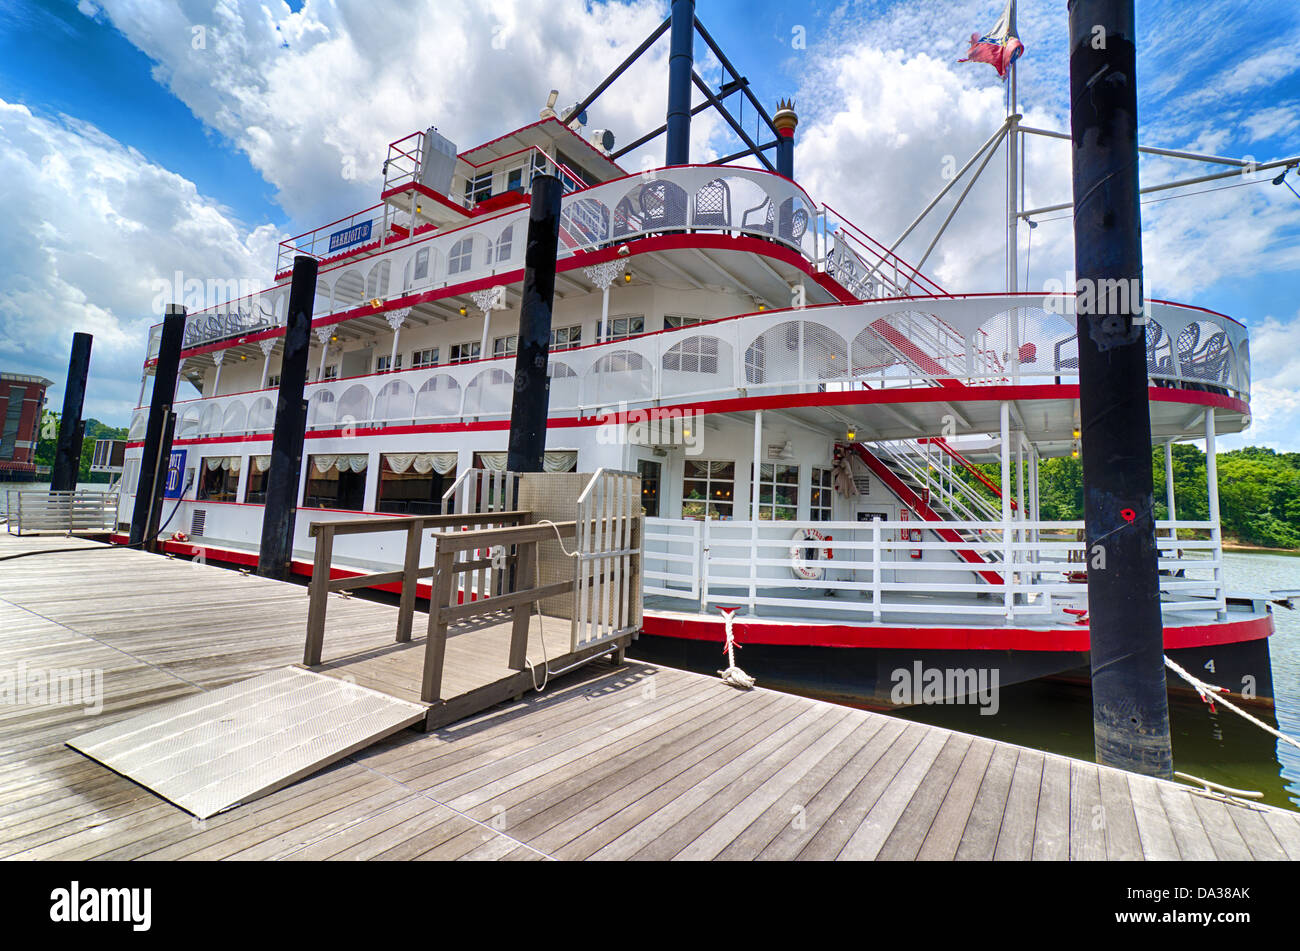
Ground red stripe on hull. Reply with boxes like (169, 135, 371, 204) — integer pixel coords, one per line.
(639, 611, 1274, 653)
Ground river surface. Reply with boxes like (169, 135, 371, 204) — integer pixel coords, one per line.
(896, 550, 1300, 811)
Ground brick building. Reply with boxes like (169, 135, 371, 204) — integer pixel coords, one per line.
(0, 373, 53, 482)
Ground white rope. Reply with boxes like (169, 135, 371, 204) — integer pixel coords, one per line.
(1164, 655, 1300, 751)
(717, 608, 755, 690)
(523, 519, 584, 693)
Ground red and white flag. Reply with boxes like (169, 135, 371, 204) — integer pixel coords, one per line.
(959, 0, 1025, 78)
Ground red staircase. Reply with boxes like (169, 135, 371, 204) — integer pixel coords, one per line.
(848, 442, 1003, 585)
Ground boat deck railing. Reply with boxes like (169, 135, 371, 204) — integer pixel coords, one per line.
(141, 295, 1249, 443)
(643, 515, 1225, 624)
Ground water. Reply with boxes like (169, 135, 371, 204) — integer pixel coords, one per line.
(896, 550, 1300, 811)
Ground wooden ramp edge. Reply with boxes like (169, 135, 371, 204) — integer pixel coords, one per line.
(66, 667, 428, 820)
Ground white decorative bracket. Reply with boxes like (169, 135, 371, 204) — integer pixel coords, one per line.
(583, 260, 625, 291)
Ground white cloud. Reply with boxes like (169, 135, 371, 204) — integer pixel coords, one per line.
(94, 0, 728, 226)
(1221, 313, 1300, 452)
(0, 100, 280, 424)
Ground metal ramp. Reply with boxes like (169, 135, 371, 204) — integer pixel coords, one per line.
(67, 667, 426, 819)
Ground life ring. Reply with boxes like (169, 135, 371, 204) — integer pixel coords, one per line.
(790, 528, 833, 582)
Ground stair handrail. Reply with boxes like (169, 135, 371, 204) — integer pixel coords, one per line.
(872, 439, 1004, 530)
(919, 437, 1017, 511)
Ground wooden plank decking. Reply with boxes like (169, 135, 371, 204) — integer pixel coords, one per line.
(1, 533, 1297, 861)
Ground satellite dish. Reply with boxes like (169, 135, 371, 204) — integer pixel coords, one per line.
(539, 89, 559, 120)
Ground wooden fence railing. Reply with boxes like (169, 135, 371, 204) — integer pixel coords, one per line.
(303, 510, 529, 664)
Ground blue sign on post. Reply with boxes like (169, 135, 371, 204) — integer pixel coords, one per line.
(164, 449, 188, 499)
(327, 220, 373, 253)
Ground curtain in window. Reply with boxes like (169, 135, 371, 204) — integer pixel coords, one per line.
(254, 455, 272, 473)
(386, 453, 417, 474)
(477, 452, 508, 471)
(387, 452, 457, 475)
(313, 454, 338, 474)
(542, 451, 578, 472)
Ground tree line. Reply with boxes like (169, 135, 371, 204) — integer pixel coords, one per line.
(33, 412, 128, 484)
(977, 445, 1300, 549)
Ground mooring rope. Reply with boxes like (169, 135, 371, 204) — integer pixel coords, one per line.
(1164, 655, 1300, 751)
(717, 607, 755, 690)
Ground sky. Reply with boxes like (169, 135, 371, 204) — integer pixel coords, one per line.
(1, 0, 1297, 450)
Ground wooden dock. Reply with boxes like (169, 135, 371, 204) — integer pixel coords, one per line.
(1, 532, 1298, 861)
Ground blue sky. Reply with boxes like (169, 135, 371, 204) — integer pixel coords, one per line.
(2, 0, 1298, 448)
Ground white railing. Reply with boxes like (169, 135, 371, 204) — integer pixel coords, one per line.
(162, 165, 823, 357)
(151, 294, 1249, 443)
(5, 490, 119, 535)
(643, 516, 1226, 625)
(573, 468, 642, 650)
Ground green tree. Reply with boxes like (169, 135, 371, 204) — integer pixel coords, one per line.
(33, 412, 127, 484)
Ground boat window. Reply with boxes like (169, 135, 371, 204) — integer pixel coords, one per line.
(196, 456, 239, 503)
(303, 454, 367, 511)
(375, 353, 402, 373)
(464, 171, 492, 204)
(493, 324, 580, 358)
(494, 225, 514, 263)
(448, 237, 474, 275)
(638, 460, 661, 517)
(411, 347, 439, 368)
(378, 453, 457, 515)
(245, 456, 271, 504)
(601, 314, 644, 342)
(810, 467, 833, 521)
(663, 335, 719, 374)
(753, 463, 799, 521)
(449, 341, 481, 364)
(506, 167, 524, 193)
(664, 314, 704, 329)
(552, 324, 581, 350)
(413, 248, 430, 282)
(682, 460, 735, 520)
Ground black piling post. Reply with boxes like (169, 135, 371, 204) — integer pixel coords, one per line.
(129, 306, 185, 549)
(665, 0, 695, 166)
(51, 332, 92, 492)
(1068, 0, 1173, 777)
(506, 175, 564, 476)
(257, 256, 317, 581)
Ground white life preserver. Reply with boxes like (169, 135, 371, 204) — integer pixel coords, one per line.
(790, 527, 833, 582)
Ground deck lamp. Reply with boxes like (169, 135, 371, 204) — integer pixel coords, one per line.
(1072, 427, 1081, 438)
(624, 272, 632, 283)
(239, 354, 246, 361)
(330, 334, 338, 342)
(846, 429, 856, 441)
(459, 306, 467, 316)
